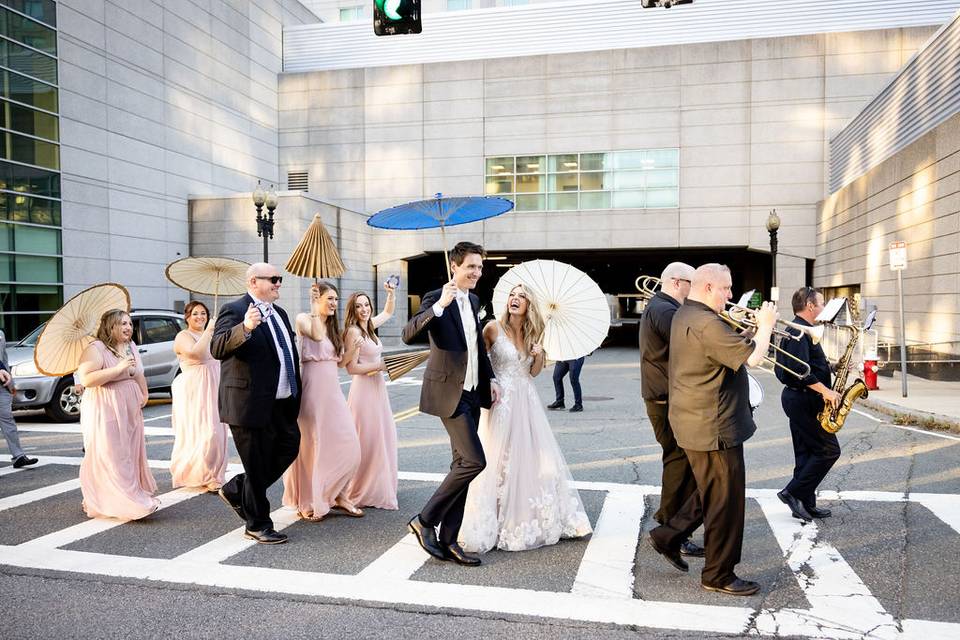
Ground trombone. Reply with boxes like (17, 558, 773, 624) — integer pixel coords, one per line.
(634, 273, 813, 380)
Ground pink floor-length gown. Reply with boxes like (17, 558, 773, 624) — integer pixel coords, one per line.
(345, 336, 398, 509)
(79, 341, 159, 520)
(169, 332, 228, 491)
(282, 335, 361, 518)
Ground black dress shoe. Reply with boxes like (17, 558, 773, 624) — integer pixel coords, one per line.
(647, 535, 688, 572)
(547, 399, 565, 410)
(244, 528, 288, 544)
(702, 577, 760, 596)
(407, 515, 447, 561)
(12, 455, 38, 468)
(443, 542, 481, 566)
(218, 488, 246, 522)
(569, 404, 583, 412)
(805, 504, 832, 518)
(777, 489, 813, 523)
(680, 539, 705, 557)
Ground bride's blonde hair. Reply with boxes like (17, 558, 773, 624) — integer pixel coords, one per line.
(498, 284, 545, 355)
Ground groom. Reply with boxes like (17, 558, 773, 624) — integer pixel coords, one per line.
(403, 241, 500, 566)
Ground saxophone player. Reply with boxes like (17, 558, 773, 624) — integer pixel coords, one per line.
(775, 287, 841, 522)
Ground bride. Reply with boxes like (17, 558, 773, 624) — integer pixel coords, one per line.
(459, 284, 592, 553)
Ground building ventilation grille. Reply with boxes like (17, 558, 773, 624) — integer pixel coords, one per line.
(288, 170, 309, 191)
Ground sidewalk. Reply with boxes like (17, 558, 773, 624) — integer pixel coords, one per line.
(860, 370, 960, 432)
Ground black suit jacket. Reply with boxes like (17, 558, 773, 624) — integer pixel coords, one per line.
(402, 288, 494, 418)
(211, 294, 302, 428)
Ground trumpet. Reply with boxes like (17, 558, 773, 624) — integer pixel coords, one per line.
(724, 302, 826, 345)
(719, 305, 813, 380)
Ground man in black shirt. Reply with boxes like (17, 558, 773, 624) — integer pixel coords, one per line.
(775, 287, 841, 522)
(648, 263, 776, 596)
(639, 261, 703, 557)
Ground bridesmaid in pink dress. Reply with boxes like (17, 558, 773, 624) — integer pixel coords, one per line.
(76, 309, 159, 520)
(282, 282, 364, 521)
(169, 301, 228, 492)
(343, 280, 399, 509)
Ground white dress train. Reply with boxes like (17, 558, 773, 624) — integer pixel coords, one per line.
(460, 332, 592, 552)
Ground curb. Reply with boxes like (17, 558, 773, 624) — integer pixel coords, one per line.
(859, 397, 960, 434)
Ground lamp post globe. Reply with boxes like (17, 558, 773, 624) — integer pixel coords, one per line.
(253, 181, 277, 262)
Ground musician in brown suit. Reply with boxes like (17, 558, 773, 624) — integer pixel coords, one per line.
(402, 242, 500, 566)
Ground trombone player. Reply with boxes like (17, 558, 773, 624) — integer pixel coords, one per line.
(775, 287, 841, 523)
(648, 263, 775, 596)
(639, 262, 703, 558)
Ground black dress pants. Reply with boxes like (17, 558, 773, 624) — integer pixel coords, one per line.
(421, 389, 485, 545)
(645, 400, 699, 525)
(782, 389, 841, 507)
(224, 396, 301, 532)
(651, 445, 746, 588)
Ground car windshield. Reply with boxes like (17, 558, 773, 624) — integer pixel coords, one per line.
(17, 323, 46, 347)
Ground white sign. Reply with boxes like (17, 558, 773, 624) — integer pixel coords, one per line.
(889, 240, 907, 271)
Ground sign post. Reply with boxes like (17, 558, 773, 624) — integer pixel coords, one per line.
(889, 241, 908, 397)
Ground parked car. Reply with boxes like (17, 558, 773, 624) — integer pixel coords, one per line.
(7, 309, 187, 422)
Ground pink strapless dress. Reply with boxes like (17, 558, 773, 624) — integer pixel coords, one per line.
(79, 341, 159, 520)
(346, 337, 398, 509)
(282, 335, 360, 518)
(169, 332, 228, 491)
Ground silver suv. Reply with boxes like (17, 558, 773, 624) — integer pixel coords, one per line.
(6, 309, 187, 422)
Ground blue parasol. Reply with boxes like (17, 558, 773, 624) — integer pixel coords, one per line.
(367, 192, 514, 278)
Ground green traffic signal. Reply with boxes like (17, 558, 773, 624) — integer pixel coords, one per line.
(374, 0, 421, 36)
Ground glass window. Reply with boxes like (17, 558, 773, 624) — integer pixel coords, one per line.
(514, 194, 544, 211)
(485, 157, 513, 175)
(0, 1, 57, 27)
(515, 174, 543, 193)
(548, 154, 579, 173)
(139, 317, 181, 345)
(580, 153, 606, 171)
(0, 281, 58, 340)
(0, 160, 58, 198)
(1, 129, 58, 169)
(548, 193, 577, 210)
(613, 150, 646, 170)
(0, 7, 56, 54)
(0, 220, 59, 252)
(1, 191, 59, 223)
(580, 171, 611, 191)
(339, 6, 363, 21)
(645, 148, 679, 168)
(614, 171, 645, 190)
(500, 0, 529, 5)
(0, 36, 56, 83)
(613, 190, 645, 208)
(1, 68, 56, 112)
(646, 189, 679, 208)
(516, 155, 544, 174)
(548, 173, 578, 192)
(580, 191, 611, 209)
(485, 174, 512, 195)
(447, 0, 472, 10)
(6, 252, 58, 281)
(1, 98, 57, 140)
(645, 169, 678, 188)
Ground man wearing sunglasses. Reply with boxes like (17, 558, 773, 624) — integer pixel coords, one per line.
(211, 262, 302, 545)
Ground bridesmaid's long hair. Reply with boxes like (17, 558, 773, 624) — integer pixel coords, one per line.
(343, 291, 379, 345)
(498, 284, 545, 356)
(312, 281, 344, 355)
(95, 309, 131, 357)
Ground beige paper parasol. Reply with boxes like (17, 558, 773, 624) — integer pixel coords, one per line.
(371, 349, 431, 381)
(492, 259, 610, 361)
(34, 282, 131, 376)
(285, 213, 346, 282)
(165, 256, 250, 310)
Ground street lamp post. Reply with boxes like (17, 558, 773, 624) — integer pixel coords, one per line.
(253, 181, 278, 262)
(766, 208, 780, 302)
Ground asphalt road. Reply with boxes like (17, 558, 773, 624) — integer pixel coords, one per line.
(2, 347, 958, 639)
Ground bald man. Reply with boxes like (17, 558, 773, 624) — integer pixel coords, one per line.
(648, 263, 776, 596)
(639, 261, 702, 558)
(212, 263, 302, 545)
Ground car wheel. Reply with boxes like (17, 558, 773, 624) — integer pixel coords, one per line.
(45, 376, 82, 423)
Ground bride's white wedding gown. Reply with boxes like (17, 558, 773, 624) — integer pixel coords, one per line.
(459, 332, 592, 552)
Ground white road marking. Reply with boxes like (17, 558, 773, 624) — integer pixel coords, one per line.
(143, 413, 172, 422)
(886, 424, 960, 441)
(356, 533, 430, 581)
(911, 493, 960, 533)
(175, 505, 300, 564)
(0, 478, 81, 511)
(572, 489, 644, 599)
(15, 424, 175, 436)
(851, 408, 883, 422)
(0, 459, 51, 476)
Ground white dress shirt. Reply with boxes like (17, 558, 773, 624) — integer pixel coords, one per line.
(250, 295, 295, 399)
(433, 290, 479, 391)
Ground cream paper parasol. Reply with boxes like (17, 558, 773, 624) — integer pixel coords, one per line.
(165, 256, 250, 310)
(285, 213, 346, 282)
(492, 260, 610, 361)
(376, 349, 431, 381)
(34, 283, 131, 376)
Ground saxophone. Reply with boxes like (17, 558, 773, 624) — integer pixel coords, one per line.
(818, 325, 869, 433)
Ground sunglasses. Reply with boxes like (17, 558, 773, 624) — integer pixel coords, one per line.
(255, 276, 283, 284)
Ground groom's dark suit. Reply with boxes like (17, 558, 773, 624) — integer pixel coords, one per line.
(403, 287, 494, 544)
(212, 293, 301, 532)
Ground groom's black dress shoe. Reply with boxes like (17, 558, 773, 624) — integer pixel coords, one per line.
(12, 455, 38, 468)
(244, 528, 287, 544)
(408, 515, 447, 561)
(443, 542, 481, 566)
(702, 577, 760, 596)
(647, 535, 688, 572)
(777, 489, 813, 523)
(218, 488, 246, 522)
(805, 504, 832, 518)
(680, 539, 705, 557)
(547, 399, 565, 410)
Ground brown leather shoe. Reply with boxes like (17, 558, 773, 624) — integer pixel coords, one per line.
(702, 577, 760, 596)
(243, 528, 288, 544)
(648, 534, 688, 572)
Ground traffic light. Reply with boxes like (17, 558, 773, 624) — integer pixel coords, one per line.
(374, 0, 422, 36)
